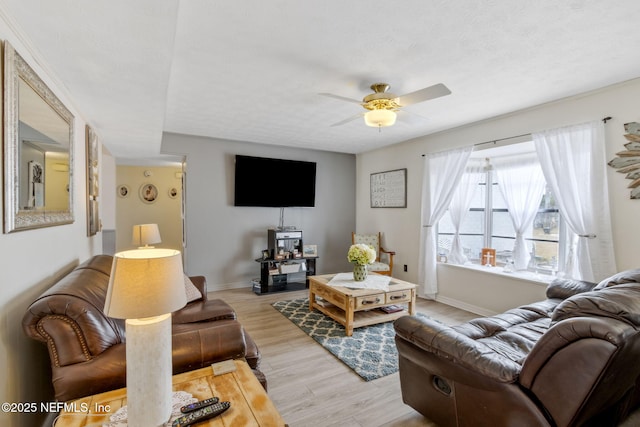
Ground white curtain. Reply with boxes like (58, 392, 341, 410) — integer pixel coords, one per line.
(493, 154, 546, 270)
(447, 160, 485, 265)
(533, 121, 616, 282)
(418, 146, 473, 298)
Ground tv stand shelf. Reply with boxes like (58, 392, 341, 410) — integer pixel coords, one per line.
(253, 228, 318, 295)
(253, 257, 318, 295)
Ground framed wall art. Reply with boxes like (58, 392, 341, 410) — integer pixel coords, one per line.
(303, 244, 318, 257)
(117, 184, 130, 198)
(86, 125, 100, 235)
(139, 183, 158, 203)
(370, 168, 407, 208)
(27, 160, 44, 208)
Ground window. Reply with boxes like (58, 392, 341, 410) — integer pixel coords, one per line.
(437, 142, 564, 275)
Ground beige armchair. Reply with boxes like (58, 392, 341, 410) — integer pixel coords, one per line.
(351, 232, 395, 276)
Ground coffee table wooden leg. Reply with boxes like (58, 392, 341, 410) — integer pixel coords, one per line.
(309, 289, 315, 312)
(345, 298, 355, 336)
(408, 290, 416, 315)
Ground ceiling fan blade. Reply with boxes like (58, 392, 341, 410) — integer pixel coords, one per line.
(319, 93, 364, 105)
(330, 112, 364, 127)
(397, 83, 451, 106)
(396, 109, 429, 125)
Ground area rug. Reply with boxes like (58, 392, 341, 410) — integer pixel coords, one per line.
(272, 298, 428, 381)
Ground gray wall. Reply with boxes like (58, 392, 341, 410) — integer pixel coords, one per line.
(162, 132, 356, 290)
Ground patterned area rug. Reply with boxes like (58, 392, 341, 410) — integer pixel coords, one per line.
(272, 298, 427, 381)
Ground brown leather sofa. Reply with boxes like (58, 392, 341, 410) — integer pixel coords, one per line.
(394, 269, 640, 427)
(23, 254, 265, 402)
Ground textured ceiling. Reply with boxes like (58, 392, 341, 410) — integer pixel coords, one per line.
(2, 0, 640, 161)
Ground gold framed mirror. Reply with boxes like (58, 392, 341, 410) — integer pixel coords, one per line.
(3, 41, 75, 232)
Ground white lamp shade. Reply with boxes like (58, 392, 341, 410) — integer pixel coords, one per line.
(364, 109, 397, 127)
(104, 249, 187, 319)
(132, 223, 161, 247)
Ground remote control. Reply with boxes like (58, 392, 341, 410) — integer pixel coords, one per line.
(172, 401, 231, 427)
(180, 397, 219, 413)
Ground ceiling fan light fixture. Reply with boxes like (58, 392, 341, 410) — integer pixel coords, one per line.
(364, 109, 396, 128)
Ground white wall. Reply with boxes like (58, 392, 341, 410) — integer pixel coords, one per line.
(356, 78, 640, 314)
(101, 148, 117, 254)
(162, 133, 356, 289)
(0, 25, 105, 427)
(101, 147, 116, 230)
(437, 264, 548, 315)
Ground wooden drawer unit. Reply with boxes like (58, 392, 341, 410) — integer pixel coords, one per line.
(311, 282, 347, 306)
(355, 293, 384, 310)
(386, 289, 412, 304)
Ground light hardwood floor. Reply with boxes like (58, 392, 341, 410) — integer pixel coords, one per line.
(209, 287, 640, 427)
(208, 287, 477, 427)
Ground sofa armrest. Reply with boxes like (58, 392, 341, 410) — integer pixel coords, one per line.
(519, 316, 639, 426)
(520, 316, 631, 389)
(243, 328, 261, 370)
(188, 275, 208, 301)
(23, 295, 125, 366)
(50, 343, 127, 401)
(172, 320, 248, 373)
(394, 315, 521, 383)
(172, 298, 237, 324)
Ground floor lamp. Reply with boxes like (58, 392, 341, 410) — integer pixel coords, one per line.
(104, 249, 187, 427)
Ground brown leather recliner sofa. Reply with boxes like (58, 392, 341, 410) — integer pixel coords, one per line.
(394, 269, 640, 427)
(23, 254, 265, 402)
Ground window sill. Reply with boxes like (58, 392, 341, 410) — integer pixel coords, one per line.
(438, 262, 554, 286)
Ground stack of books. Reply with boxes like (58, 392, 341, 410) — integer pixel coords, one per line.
(379, 305, 405, 313)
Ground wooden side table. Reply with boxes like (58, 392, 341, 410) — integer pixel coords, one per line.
(54, 360, 285, 426)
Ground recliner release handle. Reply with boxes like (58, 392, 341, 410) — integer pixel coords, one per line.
(432, 375, 452, 396)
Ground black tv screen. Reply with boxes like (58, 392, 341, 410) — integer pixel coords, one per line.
(234, 155, 316, 207)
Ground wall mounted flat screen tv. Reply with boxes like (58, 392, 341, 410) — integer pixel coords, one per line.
(234, 155, 316, 207)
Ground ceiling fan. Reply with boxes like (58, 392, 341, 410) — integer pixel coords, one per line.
(320, 82, 451, 128)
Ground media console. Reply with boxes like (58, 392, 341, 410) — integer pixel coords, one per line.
(253, 228, 318, 295)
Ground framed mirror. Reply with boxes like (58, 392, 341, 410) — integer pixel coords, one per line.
(3, 41, 75, 233)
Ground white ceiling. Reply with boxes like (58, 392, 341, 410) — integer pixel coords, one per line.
(3, 0, 640, 161)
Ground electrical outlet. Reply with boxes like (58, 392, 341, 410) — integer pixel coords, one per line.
(403, 264, 408, 272)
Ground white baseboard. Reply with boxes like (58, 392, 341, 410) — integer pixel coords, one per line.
(434, 295, 498, 317)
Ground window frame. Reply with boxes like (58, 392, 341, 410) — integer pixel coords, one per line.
(437, 146, 566, 275)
